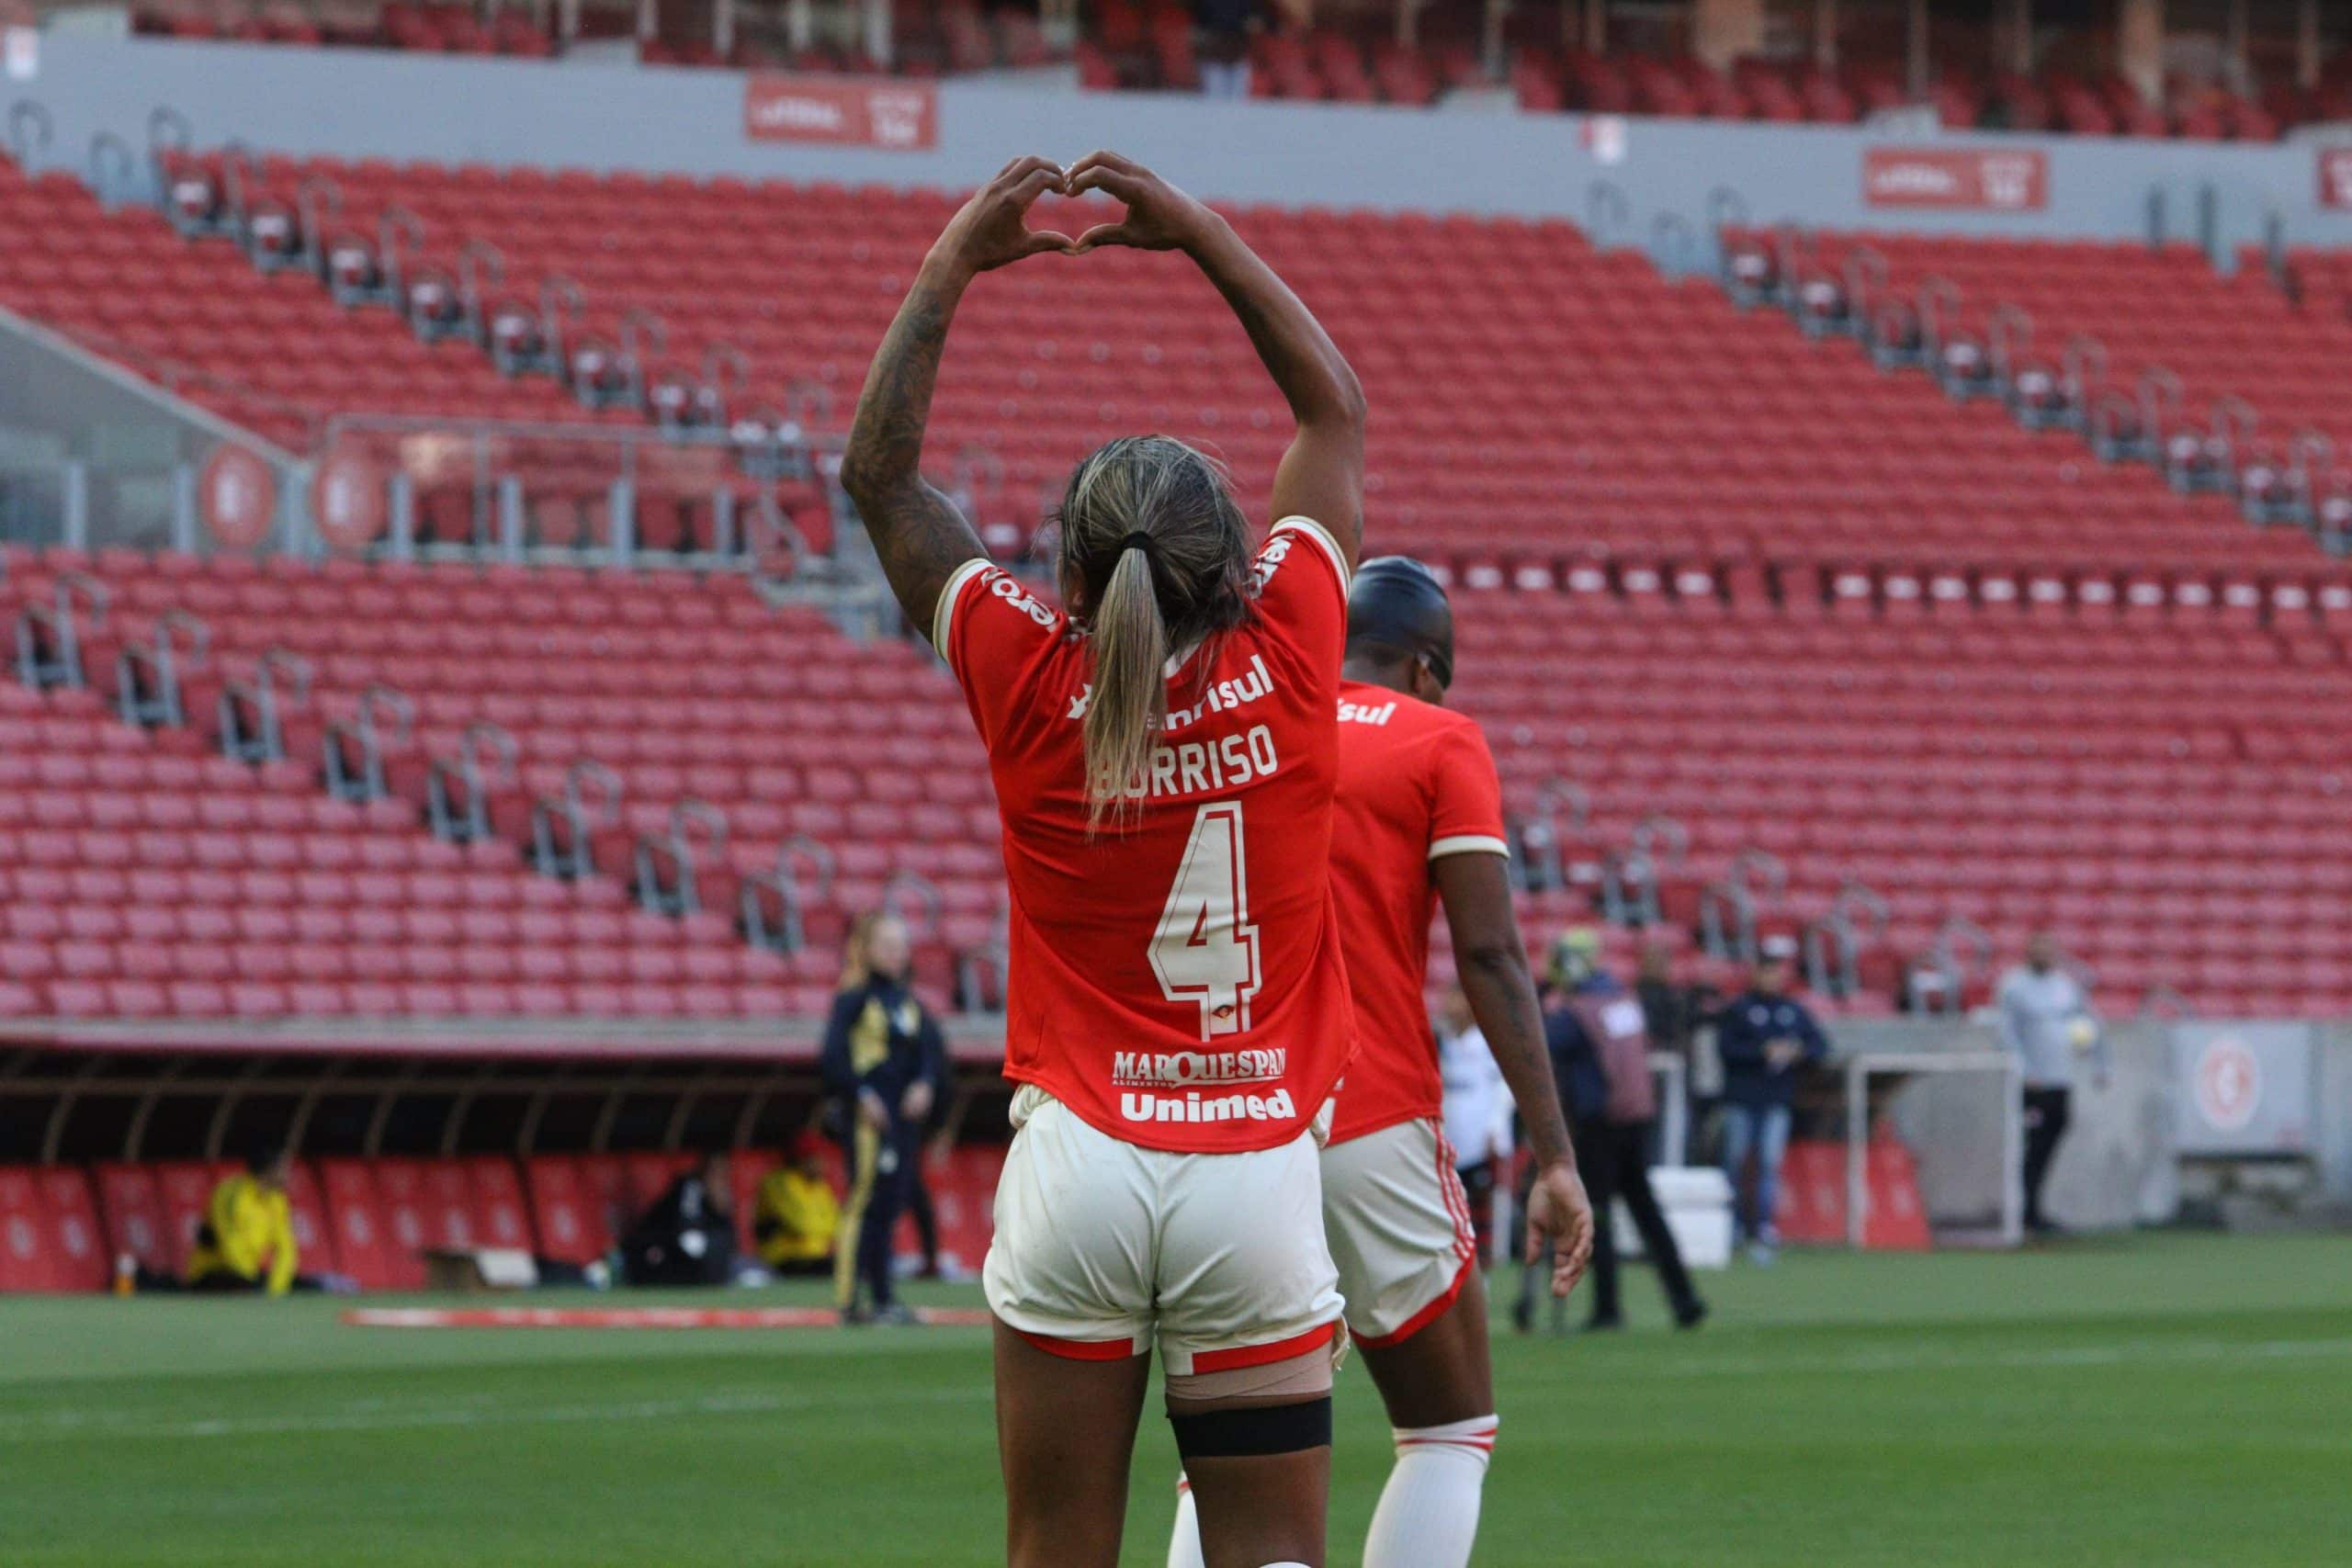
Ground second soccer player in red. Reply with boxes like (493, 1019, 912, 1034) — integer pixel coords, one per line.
(1170, 556, 1596, 1568)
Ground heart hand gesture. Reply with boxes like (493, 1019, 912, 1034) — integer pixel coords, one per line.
(1065, 151, 1216, 254)
(930, 154, 1078, 277)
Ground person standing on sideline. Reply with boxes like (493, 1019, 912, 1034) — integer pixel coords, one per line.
(820, 910, 948, 1325)
(1714, 941, 1830, 1264)
(1539, 930, 1706, 1332)
(1995, 931, 2106, 1235)
(1436, 987, 1512, 1268)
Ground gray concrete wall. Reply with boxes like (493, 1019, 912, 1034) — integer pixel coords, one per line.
(5, 35, 2352, 253)
(1822, 1020, 2352, 1231)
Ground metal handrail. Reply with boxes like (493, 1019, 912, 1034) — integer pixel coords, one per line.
(2061, 333, 2107, 407)
(220, 647, 312, 762)
(378, 206, 424, 298)
(1586, 179, 1630, 244)
(1649, 211, 1696, 278)
(88, 131, 137, 209)
(426, 720, 517, 842)
(146, 106, 194, 164)
(635, 799, 729, 915)
(1843, 244, 1887, 327)
(296, 174, 343, 276)
(739, 834, 839, 953)
(531, 757, 621, 878)
(459, 239, 505, 337)
(323, 682, 414, 801)
(6, 100, 52, 168)
(125, 608, 210, 726)
(1985, 303, 2032, 384)
(883, 870, 945, 942)
(1915, 275, 1961, 354)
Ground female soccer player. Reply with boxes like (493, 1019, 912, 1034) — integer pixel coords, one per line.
(1170, 558, 1597, 1568)
(840, 152, 1365, 1568)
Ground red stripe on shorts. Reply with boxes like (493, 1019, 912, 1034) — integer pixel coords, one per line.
(1353, 1252, 1477, 1349)
(1434, 1129, 1478, 1267)
(1190, 1320, 1338, 1374)
(1014, 1327, 1138, 1361)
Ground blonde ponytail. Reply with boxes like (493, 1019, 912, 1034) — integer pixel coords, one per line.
(1052, 434, 1256, 829)
(1083, 544, 1169, 824)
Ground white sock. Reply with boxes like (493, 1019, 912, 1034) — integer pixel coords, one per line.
(1168, 1473, 1206, 1568)
(1362, 1415, 1498, 1568)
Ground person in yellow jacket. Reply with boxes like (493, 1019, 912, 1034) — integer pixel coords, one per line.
(182, 1144, 311, 1294)
(753, 1131, 842, 1278)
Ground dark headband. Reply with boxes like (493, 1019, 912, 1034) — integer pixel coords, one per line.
(1347, 555, 1454, 689)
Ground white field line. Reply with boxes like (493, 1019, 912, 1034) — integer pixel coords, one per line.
(4, 1335, 2349, 1445)
(0, 1383, 992, 1444)
(1567, 1334, 2352, 1382)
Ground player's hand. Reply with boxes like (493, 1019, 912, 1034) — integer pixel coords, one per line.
(930, 155, 1075, 277)
(858, 1089, 891, 1131)
(899, 1080, 935, 1123)
(1065, 152, 1216, 254)
(1765, 1039, 1801, 1070)
(1524, 1158, 1594, 1298)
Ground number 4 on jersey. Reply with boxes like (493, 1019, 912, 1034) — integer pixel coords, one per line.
(1150, 802, 1263, 1041)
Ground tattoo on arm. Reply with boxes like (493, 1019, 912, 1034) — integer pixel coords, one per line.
(840, 265, 989, 641)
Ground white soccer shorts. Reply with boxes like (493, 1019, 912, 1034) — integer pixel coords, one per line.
(1319, 1117, 1480, 1347)
(983, 1086, 1344, 1375)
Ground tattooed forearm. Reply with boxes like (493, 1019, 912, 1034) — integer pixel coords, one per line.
(841, 260, 989, 640)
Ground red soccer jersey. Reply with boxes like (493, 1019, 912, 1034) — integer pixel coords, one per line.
(1326, 681, 1510, 1145)
(935, 516, 1358, 1154)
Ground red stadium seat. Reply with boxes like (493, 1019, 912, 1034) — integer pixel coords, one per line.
(317, 1159, 413, 1291)
(0, 1168, 58, 1291)
(94, 1161, 173, 1275)
(524, 1156, 611, 1265)
(153, 1160, 232, 1267)
(464, 1156, 537, 1252)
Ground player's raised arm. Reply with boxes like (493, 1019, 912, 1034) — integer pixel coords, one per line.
(1434, 852, 1595, 1297)
(1065, 152, 1365, 570)
(839, 155, 1075, 642)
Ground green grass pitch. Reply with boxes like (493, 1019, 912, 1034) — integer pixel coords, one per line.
(5, 1231, 2348, 1566)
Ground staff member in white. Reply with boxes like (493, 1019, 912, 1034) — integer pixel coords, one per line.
(1436, 987, 1513, 1268)
(1994, 931, 2107, 1235)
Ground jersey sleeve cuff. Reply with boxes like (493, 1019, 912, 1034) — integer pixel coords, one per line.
(1428, 834, 1510, 861)
(1272, 515, 1351, 593)
(931, 559, 992, 673)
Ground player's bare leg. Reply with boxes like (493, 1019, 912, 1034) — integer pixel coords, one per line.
(993, 1319, 1151, 1568)
(1349, 1269, 1500, 1568)
(1356, 1267, 1493, 1426)
(1168, 1381, 1332, 1568)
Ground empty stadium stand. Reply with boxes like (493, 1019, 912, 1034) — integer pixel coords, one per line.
(8, 143, 2352, 1025)
(1779, 231, 2352, 505)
